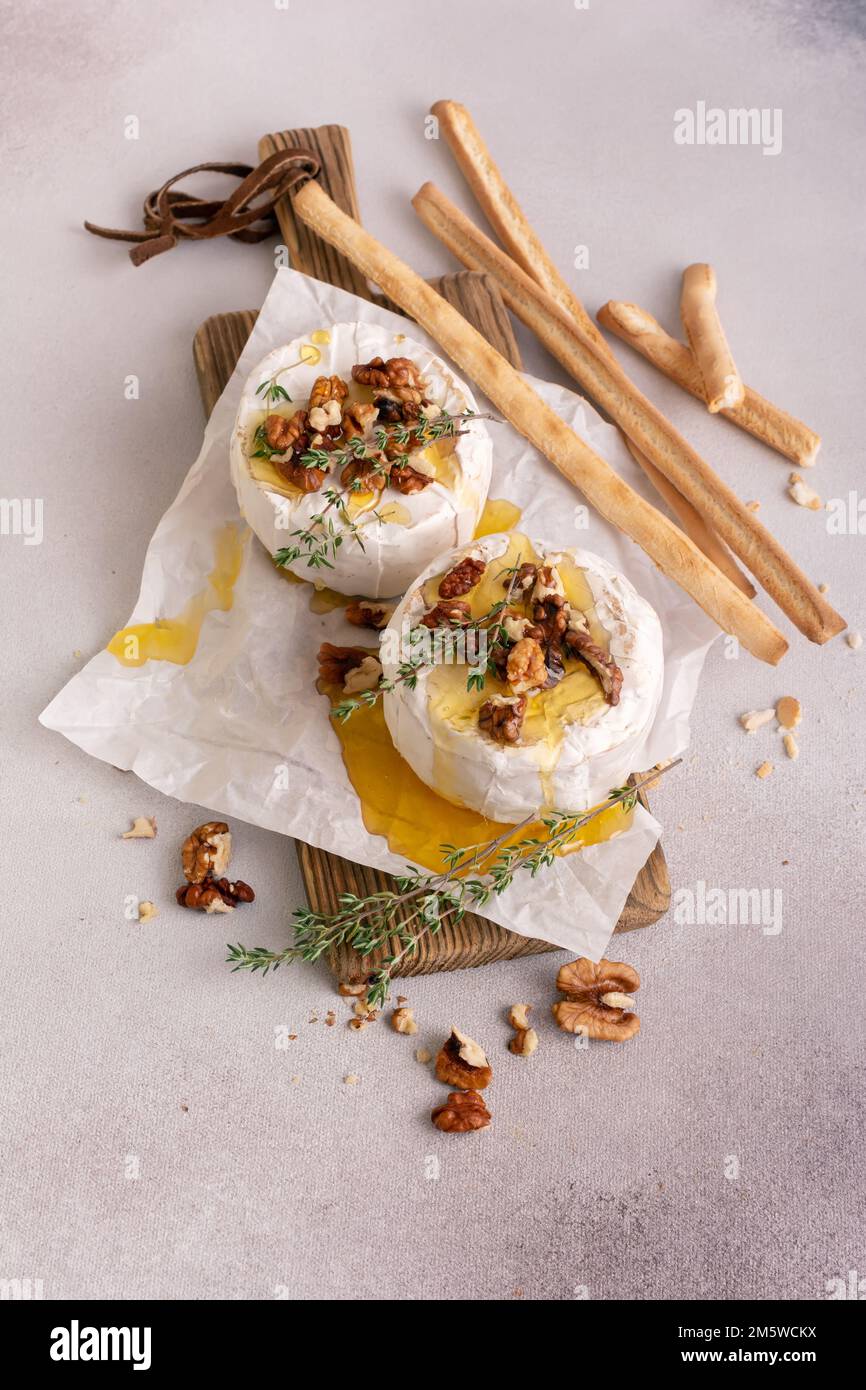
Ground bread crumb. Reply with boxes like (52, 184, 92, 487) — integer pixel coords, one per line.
(746, 499, 761, 512)
(818, 582, 829, 594)
(290, 1075, 301, 1085)
(846, 631, 862, 650)
(783, 733, 799, 760)
(775, 696, 801, 730)
(755, 761, 774, 780)
(138, 900, 158, 923)
(343, 1074, 360, 1086)
(414, 1047, 432, 1064)
(324, 1011, 336, 1027)
(740, 708, 775, 732)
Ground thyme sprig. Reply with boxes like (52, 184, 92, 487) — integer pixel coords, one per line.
(273, 485, 382, 573)
(226, 761, 681, 1008)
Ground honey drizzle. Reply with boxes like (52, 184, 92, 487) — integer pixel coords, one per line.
(107, 524, 246, 667)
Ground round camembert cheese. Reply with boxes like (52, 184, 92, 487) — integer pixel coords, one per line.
(381, 532, 664, 820)
(230, 323, 492, 598)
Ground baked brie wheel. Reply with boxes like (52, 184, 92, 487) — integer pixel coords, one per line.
(381, 532, 664, 820)
(230, 322, 492, 598)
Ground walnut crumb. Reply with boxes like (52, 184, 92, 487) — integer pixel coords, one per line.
(788, 473, 822, 510)
(137, 900, 158, 923)
(414, 1047, 432, 1064)
(122, 816, 157, 839)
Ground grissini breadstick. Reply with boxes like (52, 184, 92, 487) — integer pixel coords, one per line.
(598, 300, 821, 467)
(430, 99, 752, 594)
(411, 181, 843, 646)
(293, 180, 787, 664)
(623, 439, 756, 598)
(430, 99, 611, 355)
(679, 263, 744, 412)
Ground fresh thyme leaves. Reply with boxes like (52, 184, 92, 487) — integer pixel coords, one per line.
(254, 347, 322, 406)
(226, 761, 681, 1006)
(273, 487, 371, 572)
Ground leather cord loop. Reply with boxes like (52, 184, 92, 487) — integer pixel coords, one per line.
(84, 149, 320, 265)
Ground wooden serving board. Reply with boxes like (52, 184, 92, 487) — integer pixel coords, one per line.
(191, 124, 670, 980)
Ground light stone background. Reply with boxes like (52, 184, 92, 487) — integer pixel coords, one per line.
(1, 0, 864, 1301)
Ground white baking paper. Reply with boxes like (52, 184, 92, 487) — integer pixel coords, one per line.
(40, 267, 718, 960)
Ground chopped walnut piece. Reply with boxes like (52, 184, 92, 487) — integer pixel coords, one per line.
(265, 411, 305, 452)
(564, 627, 623, 706)
(338, 980, 368, 997)
(775, 696, 801, 730)
(755, 760, 774, 780)
(431, 1090, 491, 1133)
(181, 822, 231, 884)
(479, 693, 526, 744)
(506, 562, 537, 596)
(552, 957, 640, 1042)
(532, 564, 566, 604)
(390, 463, 431, 494)
(506, 636, 547, 694)
(438, 556, 486, 598)
(509, 1028, 539, 1057)
(508, 1004, 532, 1031)
(420, 599, 471, 629)
(342, 655, 383, 695)
(739, 708, 775, 732)
(308, 399, 343, 432)
(345, 600, 393, 631)
(340, 455, 387, 492)
(340, 399, 379, 442)
(788, 473, 823, 510)
(122, 816, 157, 839)
(353, 356, 425, 405)
(317, 643, 367, 686)
(391, 1007, 418, 1035)
(435, 1028, 492, 1090)
(137, 901, 158, 923)
(176, 878, 254, 911)
(309, 374, 348, 410)
(277, 457, 327, 493)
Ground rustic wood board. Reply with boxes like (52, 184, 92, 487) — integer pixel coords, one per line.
(191, 124, 670, 979)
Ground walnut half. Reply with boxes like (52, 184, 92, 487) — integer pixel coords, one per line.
(551, 957, 640, 1041)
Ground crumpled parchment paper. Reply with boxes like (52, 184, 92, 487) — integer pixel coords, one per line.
(40, 267, 718, 960)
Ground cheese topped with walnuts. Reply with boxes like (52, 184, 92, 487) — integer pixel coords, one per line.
(230, 322, 492, 598)
(380, 532, 664, 820)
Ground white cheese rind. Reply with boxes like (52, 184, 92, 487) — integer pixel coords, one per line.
(229, 323, 492, 598)
(381, 533, 665, 819)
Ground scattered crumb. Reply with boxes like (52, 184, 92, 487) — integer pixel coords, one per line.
(121, 816, 157, 840)
(73, 648, 83, 659)
(739, 708, 775, 732)
(782, 859, 789, 866)
(775, 696, 802, 730)
(746, 499, 761, 512)
(324, 1011, 336, 1027)
(755, 761, 774, 780)
(343, 1074, 360, 1086)
(394, 333, 406, 343)
(308, 1014, 319, 1024)
(818, 583, 829, 594)
(846, 631, 862, 650)
(348, 1018, 367, 1031)
(783, 733, 799, 760)
(788, 473, 822, 510)
(676, 822, 685, 831)
(396, 995, 408, 1006)
(290, 1075, 301, 1085)
(415, 1047, 432, 1065)
(137, 900, 158, 923)
(77, 796, 88, 804)
(337, 981, 367, 997)
(180, 1103, 188, 1113)
(513, 1288, 524, 1299)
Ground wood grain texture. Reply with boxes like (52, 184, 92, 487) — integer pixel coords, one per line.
(190, 122, 669, 979)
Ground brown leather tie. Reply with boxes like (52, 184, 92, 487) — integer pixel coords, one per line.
(84, 149, 320, 265)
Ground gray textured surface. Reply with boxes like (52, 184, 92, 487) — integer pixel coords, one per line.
(1, 0, 863, 1301)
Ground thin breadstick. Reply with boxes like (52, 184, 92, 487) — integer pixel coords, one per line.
(293, 180, 787, 664)
(623, 439, 755, 597)
(430, 99, 610, 355)
(430, 98, 752, 595)
(680, 264, 744, 412)
(598, 300, 820, 467)
(411, 181, 843, 646)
